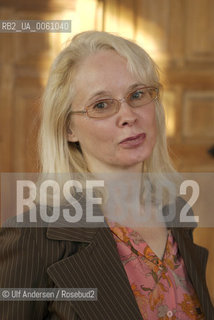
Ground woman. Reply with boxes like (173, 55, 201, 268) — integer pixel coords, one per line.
(0, 31, 213, 319)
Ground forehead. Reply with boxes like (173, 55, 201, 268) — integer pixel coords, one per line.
(73, 50, 140, 97)
(78, 49, 128, 74)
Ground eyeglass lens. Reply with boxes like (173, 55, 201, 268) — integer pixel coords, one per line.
(87, 87, 158, 118)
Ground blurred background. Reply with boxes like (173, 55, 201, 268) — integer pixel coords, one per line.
(0, 0, 213, 302)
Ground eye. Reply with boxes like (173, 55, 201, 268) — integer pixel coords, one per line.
(92, 100, 109, 110)
(130, 89, 145, 100)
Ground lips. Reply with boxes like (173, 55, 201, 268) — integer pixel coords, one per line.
(120, 133, 146, 144)
(119, 133, 146, 148)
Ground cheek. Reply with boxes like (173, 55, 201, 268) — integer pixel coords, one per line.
(73, 118, 114, 146)
(141, 105, 157, 131)
(143, 107, 157, 148)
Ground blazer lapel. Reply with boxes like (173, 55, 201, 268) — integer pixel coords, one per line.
(171, 228, 214, 318)
(165, 197, 213, 317)
(46, 225, 143, 320)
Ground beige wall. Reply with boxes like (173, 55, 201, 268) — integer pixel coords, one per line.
(0, 0, 213, 303)
(103, 0, 214, 172)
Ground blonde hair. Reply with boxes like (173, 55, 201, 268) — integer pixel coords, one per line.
(39, 31, 177, 205)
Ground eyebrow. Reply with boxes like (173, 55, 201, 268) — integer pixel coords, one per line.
(87, 83, 145, 103)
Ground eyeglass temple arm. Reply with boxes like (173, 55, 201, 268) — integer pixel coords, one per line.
(70, 110, 87, 114)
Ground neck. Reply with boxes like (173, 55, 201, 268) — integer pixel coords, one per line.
(96, 170, 143, 227)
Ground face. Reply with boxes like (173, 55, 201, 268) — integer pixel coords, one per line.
(68, 50, 157, 173)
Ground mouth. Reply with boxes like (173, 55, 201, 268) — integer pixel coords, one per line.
(119, 133, 146, 148)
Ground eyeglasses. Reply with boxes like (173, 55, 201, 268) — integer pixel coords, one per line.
(70, 86, 159, 119)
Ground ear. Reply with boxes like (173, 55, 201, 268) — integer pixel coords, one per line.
(67, 128, 79, 143)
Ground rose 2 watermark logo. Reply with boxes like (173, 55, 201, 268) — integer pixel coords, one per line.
(1, 173, 214, 228)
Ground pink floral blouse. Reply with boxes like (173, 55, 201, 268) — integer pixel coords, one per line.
(106, 218, 205, 320)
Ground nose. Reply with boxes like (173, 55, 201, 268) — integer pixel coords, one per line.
(116, 99, 137, 127)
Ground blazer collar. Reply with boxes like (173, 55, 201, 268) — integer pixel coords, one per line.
(46, 196, 197, 243)
(46, 201, 107, 243)
(46, 225, 98, 242)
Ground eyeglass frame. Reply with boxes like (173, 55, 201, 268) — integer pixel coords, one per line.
(69, 86, 159, 119)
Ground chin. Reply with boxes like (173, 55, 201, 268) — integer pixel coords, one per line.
(123, 151, 152, 166)
(116, 158, 145, 169)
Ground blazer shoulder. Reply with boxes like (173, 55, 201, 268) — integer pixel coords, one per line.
(0, 225, 50, 318)
(0, 215, 78, 319)
(1, 211, 78, 269)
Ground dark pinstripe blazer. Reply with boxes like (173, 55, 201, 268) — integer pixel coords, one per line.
(0, 198, 214, 320)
